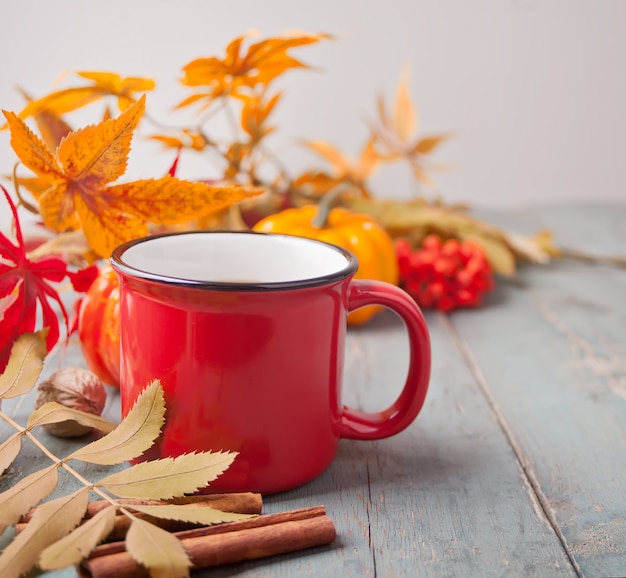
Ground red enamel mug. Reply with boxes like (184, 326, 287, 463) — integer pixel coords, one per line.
(111, 231, 431, 494)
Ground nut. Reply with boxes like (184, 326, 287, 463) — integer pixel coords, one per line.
(35, 366, 107, 437)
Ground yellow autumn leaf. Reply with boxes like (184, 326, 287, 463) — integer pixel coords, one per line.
(0, 433, 22, 475)
(9, 71, 155, 122)
(0, 488, 88, 578)
(393, 67, 417, 143)
(130, 503, 253, 525)
(27, 401, 117, 434)
(97, 451, 237, 499)
(126, 518, 191, 578)
(39, 506, 117, 571)
(16, 87, 73, 150)
(178, 32, 329, 107)
(457, 232, 516, 276)
(0, 464, 59, 533)
(67, 379, 165, 465)
(4, 97, 263, 258)
(373, 71, 450, 185)
(0, 331, 47, 399)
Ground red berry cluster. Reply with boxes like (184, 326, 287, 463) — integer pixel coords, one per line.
(396, 235, 494, 311)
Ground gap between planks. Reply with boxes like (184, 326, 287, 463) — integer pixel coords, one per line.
(439, 312, 585, 578)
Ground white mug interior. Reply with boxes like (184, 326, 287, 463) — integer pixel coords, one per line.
(112, 231, 356, 287)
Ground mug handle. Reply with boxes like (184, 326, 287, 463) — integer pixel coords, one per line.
(340, 279, 431, 440)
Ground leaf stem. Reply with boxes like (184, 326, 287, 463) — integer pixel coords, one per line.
(559, 248, 626, 267)
(0, 410, 119, 508)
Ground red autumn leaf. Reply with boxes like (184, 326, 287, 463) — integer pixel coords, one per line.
(0, 186, 97, 373)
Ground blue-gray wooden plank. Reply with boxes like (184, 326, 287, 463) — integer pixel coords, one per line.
(450, 203, 626, 577)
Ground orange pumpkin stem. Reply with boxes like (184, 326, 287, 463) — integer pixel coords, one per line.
(311, 184, 352, 229)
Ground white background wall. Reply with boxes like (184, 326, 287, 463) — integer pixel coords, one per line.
(1, 0, 625, 232)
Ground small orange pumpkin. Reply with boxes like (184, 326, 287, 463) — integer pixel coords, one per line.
(78, 265, 121, 387)
(253, 201, 398, 324)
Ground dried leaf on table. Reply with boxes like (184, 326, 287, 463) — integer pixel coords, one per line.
(67, 380, 165, 465)
(126, 517, 191, 578)
(0, 433, 22, 474)
(0, 331, 47, 398)
(97, 451, 237, 499)
(130, 503, 253, 525)
(349, 197, 554, 275)
(39, 506, 117, 570)
(0, 488, 88, 578)
(0, 464, 59, 533)
(27, 401, 117, 434)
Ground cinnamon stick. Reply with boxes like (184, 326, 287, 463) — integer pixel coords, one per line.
(19, 492, 262, 523)
(79, 506, 335, 578)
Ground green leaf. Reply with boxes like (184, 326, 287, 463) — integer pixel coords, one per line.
(131, 503, 253, 525)
(0, 464, 59, 533)
(0, 432, 23, 474)
(126, 518, 191, 578)
(0, 488, 88, 578)
(28, 401, 117, 434)
(97, 450, 237, 499)
(39, 506, 117, 570)
(0, 331, 47, 399)
(67, 379, 165, 465)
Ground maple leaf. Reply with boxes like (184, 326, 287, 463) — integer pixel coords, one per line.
(177, 32, 329, 110)
(294, 138, 379, 199)
(8, 71, 155, 123)
(0, 187, 98, 373)
(373, 68, 450, 185)
(4, 96, 263, 258)
(240, 92, 280, 145)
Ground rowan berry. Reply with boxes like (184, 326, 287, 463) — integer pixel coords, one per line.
(395, 235, 494, 311)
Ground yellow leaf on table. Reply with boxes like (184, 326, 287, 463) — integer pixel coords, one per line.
(126, 518, 191, 578)
(67, 380, 165, 465)
(0, 433, 22, 475)
(39, 506, 117, 571)
(0, 464, 59, 533)
(130, 503, 253, 525)
(0, 487, 88, 578)
(457, 232, 516, 276)
(0, 331, 47, 399)
(27, 401, 117, 434)
(97, 451, 237, 499)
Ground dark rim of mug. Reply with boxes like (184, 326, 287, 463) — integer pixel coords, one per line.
(110, 230, 359, 291)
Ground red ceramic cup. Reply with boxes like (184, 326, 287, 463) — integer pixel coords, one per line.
(111, 231, 430, 494)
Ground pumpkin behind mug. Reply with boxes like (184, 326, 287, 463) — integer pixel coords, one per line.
(253, 204, 398, 325)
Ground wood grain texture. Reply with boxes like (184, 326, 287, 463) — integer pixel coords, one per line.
(1, 203, 625, 577)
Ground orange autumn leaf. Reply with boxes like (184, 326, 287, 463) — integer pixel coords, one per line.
(8, 71, 155, 123)
(240, 93, 280, 144)
(374, 69, 450, 185)
(295, 139, 379, 198)
(150, 129, 210, 152)
(177, 32, 329, 110)
(4, 96, 262, 258)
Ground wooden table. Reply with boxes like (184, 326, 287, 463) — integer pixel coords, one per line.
(2, 203, 625, 577)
